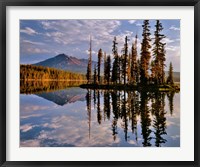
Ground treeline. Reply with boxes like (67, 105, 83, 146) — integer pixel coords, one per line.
(86, 20, 176, 87)
(20, 64, 86, 81)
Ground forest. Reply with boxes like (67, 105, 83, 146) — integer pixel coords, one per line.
(20, 64, 86, 81)
(84, 20, 178, 91)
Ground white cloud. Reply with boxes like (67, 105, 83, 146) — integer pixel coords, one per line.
(22, 40, 45, 46)
(20, 140, 40, 147)
(136, 23, 142, 27)
(85, 50, 96, 55)
(20, 27, 39, 35)
(128, 20, 136, 24)
(165, 46, 180, 72)
(169, 25, 180, 31)
(165, 45, 179, 52)
(162, 38, 175, 44)
(41, 20, 121, 47)
(26, 48, 50, 54)
(20, 124, 38, 132)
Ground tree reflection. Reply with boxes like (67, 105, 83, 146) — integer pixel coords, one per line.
(97, 90, 102, 124)
(140, 91, 152, 147)
(86, 89, 174, 147)
(86, 89, 92, 139)
(103, 91, 111, 120)
(167, 91, 175, 115)
(152, 92, 167, 147)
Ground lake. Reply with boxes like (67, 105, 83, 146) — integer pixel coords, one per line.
(20, 83, 180, 147)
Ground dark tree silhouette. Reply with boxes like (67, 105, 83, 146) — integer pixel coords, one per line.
(97, 90, 102, 124)
(167, 91, 175, 115)
(152, 20, 166, 84)
(167, 62, 174, 85)
(131, 35, 138, 84)
(152, 92, 167, 147)
(103, 91, 111, 120)
(140, 20, 151, 85)
(104, 55, 111, 85)
(103, 52, 107, 84)
(93, 64, 97, 84)
(121, 36, 129, 85)
(86, 89, 92, 139)
(97, 48, 103, 84)
(140, 91, 152, 146)
(111, 37, 120, 84)
(86, 36, 92, 84)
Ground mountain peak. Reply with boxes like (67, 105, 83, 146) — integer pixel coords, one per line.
(33, 54, 96, 74)
(55, 53, 69, 59)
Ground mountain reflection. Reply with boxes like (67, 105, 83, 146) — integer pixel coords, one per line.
(86, 89, 175, 147)
(20, 86, 179, 147)
(20, 81, 87, 105)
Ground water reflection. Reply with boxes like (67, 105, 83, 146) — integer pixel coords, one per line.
(20, 80, 86, 94)
(85, 89, 176, 147)
(20, 87, 180, 147)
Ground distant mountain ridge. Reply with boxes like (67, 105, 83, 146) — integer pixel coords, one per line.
(33, 54, 180, 82)
(33, 54, 96, 74)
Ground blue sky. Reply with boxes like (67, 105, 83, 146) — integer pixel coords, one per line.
(20, 19, 180, 72)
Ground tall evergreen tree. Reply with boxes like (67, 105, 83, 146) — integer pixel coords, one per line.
(136, 59, 140, 84)
(167, 62, 174, 85)
(86, 64, 91, 84)
(97, 48, 103, 84)
(140, 20, 151, 85)
(104, 55, 111, 85)
(111, 37, 120, 84)
(93, 64, 97, 84)
(103, 52, 107, 84)
(121, 36, 129, 85)
(131, 35, 138, 84)
(86, 36, 92, 84)
(152, 20, 166, 84)
(127, 53, 131, 84)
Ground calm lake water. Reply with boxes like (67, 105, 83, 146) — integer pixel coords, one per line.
(20, 84, 180, 147)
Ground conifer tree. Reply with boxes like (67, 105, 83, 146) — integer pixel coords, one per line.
(93, 64, 97, 84)
(167, 62, 174, 85)
(136, 59, 140, 84)
(131, 35, 138, 84)
(103, 52, 107, 84)
(86, 36, 92, 84)
(127, 53, 131, 84)
(86, 64, 91, 84)
(140, 20, 151, 85)
(97, 48, 103, 84)
(152, 20, 166, 84)
(111, 37, 120, 84)
(105, 55, 111, 85)
(121, 36, 129, 85)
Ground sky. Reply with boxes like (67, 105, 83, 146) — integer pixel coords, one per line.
(20, 19, 180, 72)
